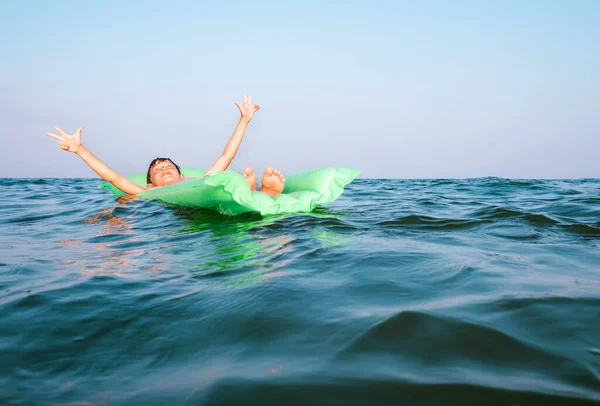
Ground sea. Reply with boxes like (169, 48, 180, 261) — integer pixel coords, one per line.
(1, 177, 599, 405)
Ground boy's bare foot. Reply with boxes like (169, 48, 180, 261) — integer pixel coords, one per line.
(261, 166, 285, 196)
(243, 166, 257, 191)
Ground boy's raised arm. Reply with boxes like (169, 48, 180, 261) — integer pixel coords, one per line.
(203, 94, 261, 177)
(46, 126, 146, 195)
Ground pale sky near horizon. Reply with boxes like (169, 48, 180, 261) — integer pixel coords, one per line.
(1, 0, 598, 179)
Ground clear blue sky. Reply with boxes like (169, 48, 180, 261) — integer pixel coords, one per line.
(1, 0, 598, 178)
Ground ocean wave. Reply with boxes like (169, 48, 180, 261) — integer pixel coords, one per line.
(1, 177, 599, 405)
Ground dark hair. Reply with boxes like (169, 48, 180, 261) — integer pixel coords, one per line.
(146, 157, 181, 184)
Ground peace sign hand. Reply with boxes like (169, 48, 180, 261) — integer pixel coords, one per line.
(46, 126, 83, 154)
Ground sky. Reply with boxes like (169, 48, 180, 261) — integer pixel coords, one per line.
(0, 0, 598, 179)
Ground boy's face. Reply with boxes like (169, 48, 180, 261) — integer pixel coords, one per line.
(148, 160, 183, 187)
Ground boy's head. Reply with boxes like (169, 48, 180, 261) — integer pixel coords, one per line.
(146, 157, 183, 187)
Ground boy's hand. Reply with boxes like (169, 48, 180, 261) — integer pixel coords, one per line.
(234, 94, 260, 122)
(46, 126, 84, 154)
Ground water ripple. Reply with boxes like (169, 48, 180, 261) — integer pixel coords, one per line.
(1, 177, 599, 405)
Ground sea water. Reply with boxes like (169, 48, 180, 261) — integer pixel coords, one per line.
(1, 177, 599, 405)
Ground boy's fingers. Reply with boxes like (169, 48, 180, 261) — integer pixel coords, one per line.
(243, 94, 247, 105)
(248, 95, 252, 105)
(46, 132, 62, 141)
(76, 126, 84, 135)
(52, 126, 67, 136)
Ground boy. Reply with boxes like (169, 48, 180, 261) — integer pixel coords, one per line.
(46, 95, 286, 196)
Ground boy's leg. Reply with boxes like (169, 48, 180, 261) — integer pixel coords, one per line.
(243, 167, 257, 191)
(260, 166, 285, 196)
